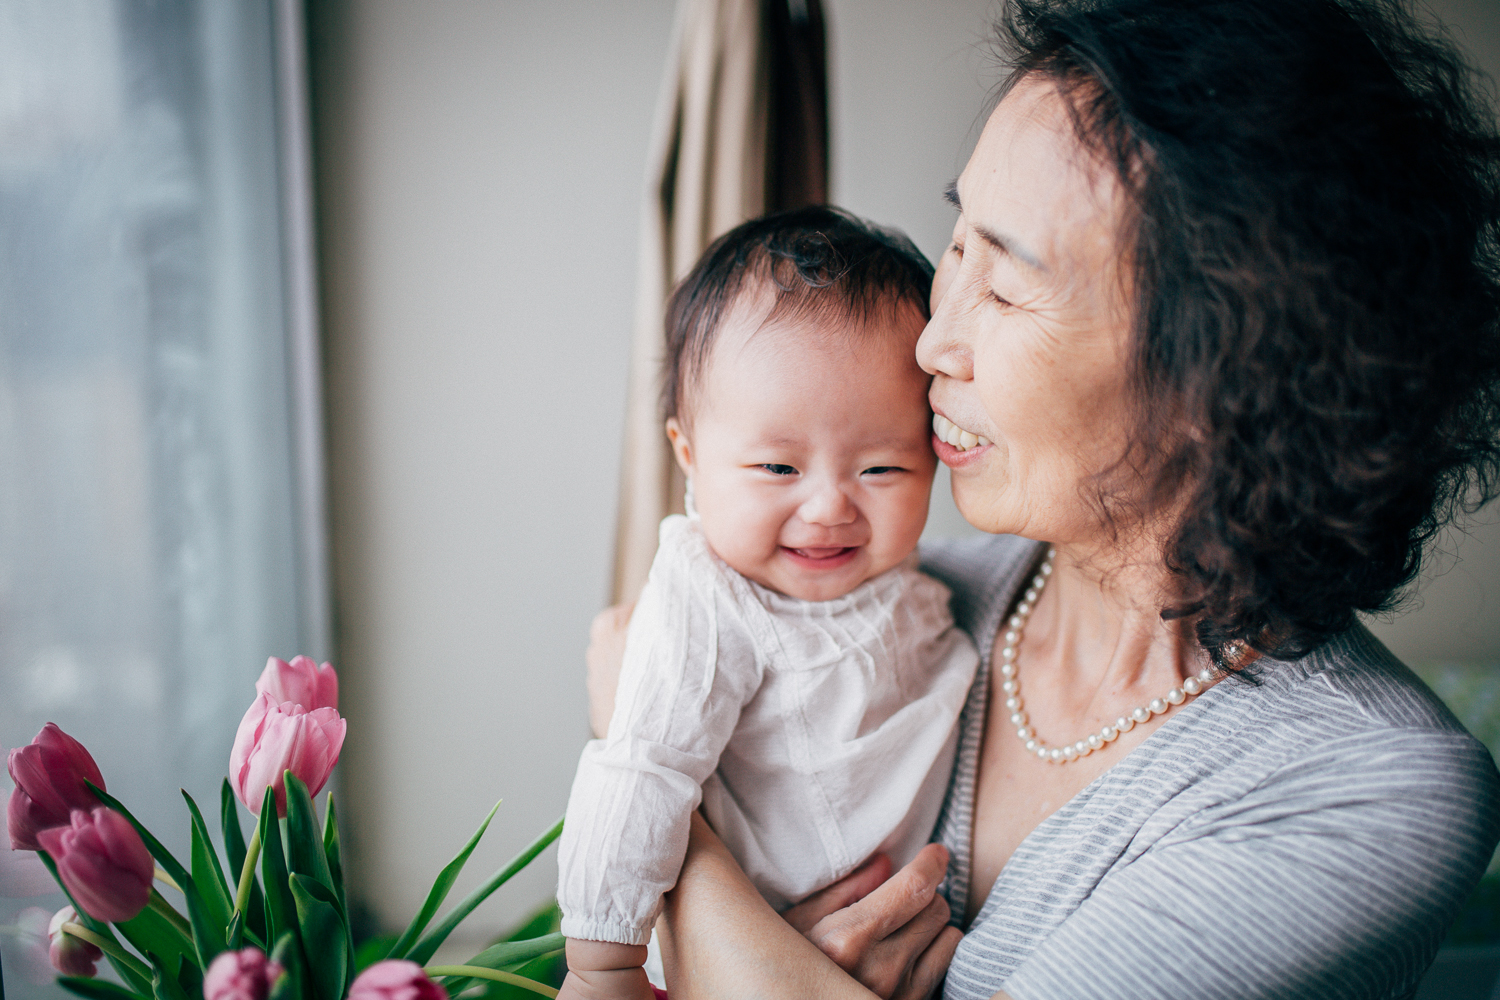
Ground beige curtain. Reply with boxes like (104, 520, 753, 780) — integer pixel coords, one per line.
(610, 0, 828, 604)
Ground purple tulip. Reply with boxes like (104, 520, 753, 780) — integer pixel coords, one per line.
(204, 947, 285, 1000)
(256, 656, 339, 712)
(47, 906, 103, 978)
(230, 693, 346, 817)
(37, 808, 153, 923)
(7, 724, 106, 851)
(346, 961, 447, 1000)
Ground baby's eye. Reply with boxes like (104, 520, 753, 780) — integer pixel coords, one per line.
(758, 464, 798, 476)
(862, 466, 903, 476)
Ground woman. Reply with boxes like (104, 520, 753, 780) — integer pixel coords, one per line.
(589, 0, 1500, 996)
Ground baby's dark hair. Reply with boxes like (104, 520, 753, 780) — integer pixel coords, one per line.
(661, 206, 935, 423)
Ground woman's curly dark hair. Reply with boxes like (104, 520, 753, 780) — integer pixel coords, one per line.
(997, 0, 1500, 658)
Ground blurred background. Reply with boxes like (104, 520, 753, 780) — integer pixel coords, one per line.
(1, 1, 1498, 997)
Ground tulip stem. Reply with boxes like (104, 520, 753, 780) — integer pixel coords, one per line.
(62, 922, 151, 982)
(234, 826, 262, 919)
(148, 888, 191, 937)
(424, 966, 559, 999)
(152, 866, 182, 894)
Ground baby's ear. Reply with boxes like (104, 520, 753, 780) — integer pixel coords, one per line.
(665, 417, 694, 475)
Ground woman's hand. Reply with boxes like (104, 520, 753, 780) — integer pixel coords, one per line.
(586, 601, 633, 737)
(784, 844, 962, 999)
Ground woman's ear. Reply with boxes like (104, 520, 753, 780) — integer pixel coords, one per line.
(665, 417, 694, 476)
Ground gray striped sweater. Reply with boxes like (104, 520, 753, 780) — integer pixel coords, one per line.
(919, 535, 1500, 1000)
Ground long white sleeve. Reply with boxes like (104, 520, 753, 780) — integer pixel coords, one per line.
(557, 518, 766, 945)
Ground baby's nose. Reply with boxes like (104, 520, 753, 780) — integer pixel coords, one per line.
(798, 485, 858, 527)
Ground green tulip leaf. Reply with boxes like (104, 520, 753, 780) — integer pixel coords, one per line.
(36, 850, 155, 997)
(290, 873, 349, 1000)
(115, 905, 194, 976)
(353, 934, 397, 974)
(283, 773, 333, 894)
(322, 794, 347, 913)
(388, 800, 501, 961)
(182, 791, 233, 930)
(221, 779, 267, 945)
(439, 932, 566, 995)
(406, 815, 563, 966)
(56, 979, 151, 1000)
(147, 951, 189, 1000)
(267, 931, 303, 1000)
(463, 932, 566, 972)
(226, 908, 244, 950)
(257, 786, 300, 962)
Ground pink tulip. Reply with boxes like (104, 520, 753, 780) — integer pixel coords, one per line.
(204, 947, 285, 1000)
(230, 692, 346, 816)
(256, 656, 338, 712)
(7, 724, 106, 851)
(346, 961, 446, 1000)
(47, 905, 103, 978)
(36, 808, 153, 923)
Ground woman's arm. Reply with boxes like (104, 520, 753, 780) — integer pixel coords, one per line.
(658, 813, 959, 1000)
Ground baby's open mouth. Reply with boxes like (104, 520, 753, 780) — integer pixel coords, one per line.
(784, 546, 859, 563)
(933, 413, 991, 452)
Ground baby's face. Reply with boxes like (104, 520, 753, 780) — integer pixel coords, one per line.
(669, 303, 937, 602)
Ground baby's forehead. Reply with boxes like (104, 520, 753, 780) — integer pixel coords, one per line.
(710, 280, 927, 363)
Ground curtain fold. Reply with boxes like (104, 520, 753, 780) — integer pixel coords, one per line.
(611, 0, 829, 604)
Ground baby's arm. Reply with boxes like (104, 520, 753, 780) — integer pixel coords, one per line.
(558, 940, 652, 1000)
(557, 523, 765, 990)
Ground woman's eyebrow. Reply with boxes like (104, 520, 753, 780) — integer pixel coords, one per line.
(943, 181, 1048, 274)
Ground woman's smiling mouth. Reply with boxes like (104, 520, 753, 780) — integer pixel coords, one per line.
(932, 413, 991, 451)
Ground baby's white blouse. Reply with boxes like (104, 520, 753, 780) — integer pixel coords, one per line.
(557, 514, 979, 946)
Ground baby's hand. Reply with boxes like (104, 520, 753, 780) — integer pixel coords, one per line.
(557, 939, 655, 1000)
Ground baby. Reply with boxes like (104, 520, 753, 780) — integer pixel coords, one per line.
(556, 207, 978, 999)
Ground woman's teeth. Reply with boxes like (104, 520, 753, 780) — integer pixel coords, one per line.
(932, 413, 991, 452)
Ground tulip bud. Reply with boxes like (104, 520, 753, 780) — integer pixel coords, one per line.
(7, 724, 106, 851)
(230, 693, 346, 816)
(204, 947, 285, 1000)
(37, 808, 153, 923)
(346, 960, 446, 1000)
(47, 905, 103, 978)
(256, 656, 338, 712)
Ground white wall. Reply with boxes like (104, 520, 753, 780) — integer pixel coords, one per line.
(308, 0, 1500, 948)
(308, 0, 676, 943)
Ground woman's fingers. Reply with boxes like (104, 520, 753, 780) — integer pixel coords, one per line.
(586, 600, 634, 737)
(823, 842, 950, 946)
(894, 925, 963, 1000)
(784, 853, 894, 934)
(803, 843, 953, 995)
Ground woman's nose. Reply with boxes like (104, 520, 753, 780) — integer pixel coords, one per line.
(798, 484, 858, 527)
(917, 271, 975, 380)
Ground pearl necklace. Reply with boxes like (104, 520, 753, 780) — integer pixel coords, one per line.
(1002, 547, 1221, 765)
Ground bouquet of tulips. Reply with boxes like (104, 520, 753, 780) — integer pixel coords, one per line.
(3, 656, 564, 1000)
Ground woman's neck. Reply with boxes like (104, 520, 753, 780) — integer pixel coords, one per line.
(1021, 540, 1202, 709)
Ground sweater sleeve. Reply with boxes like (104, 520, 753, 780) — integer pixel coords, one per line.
(1001, 728, 1500, 1000)
(557, 519, 766, 946)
